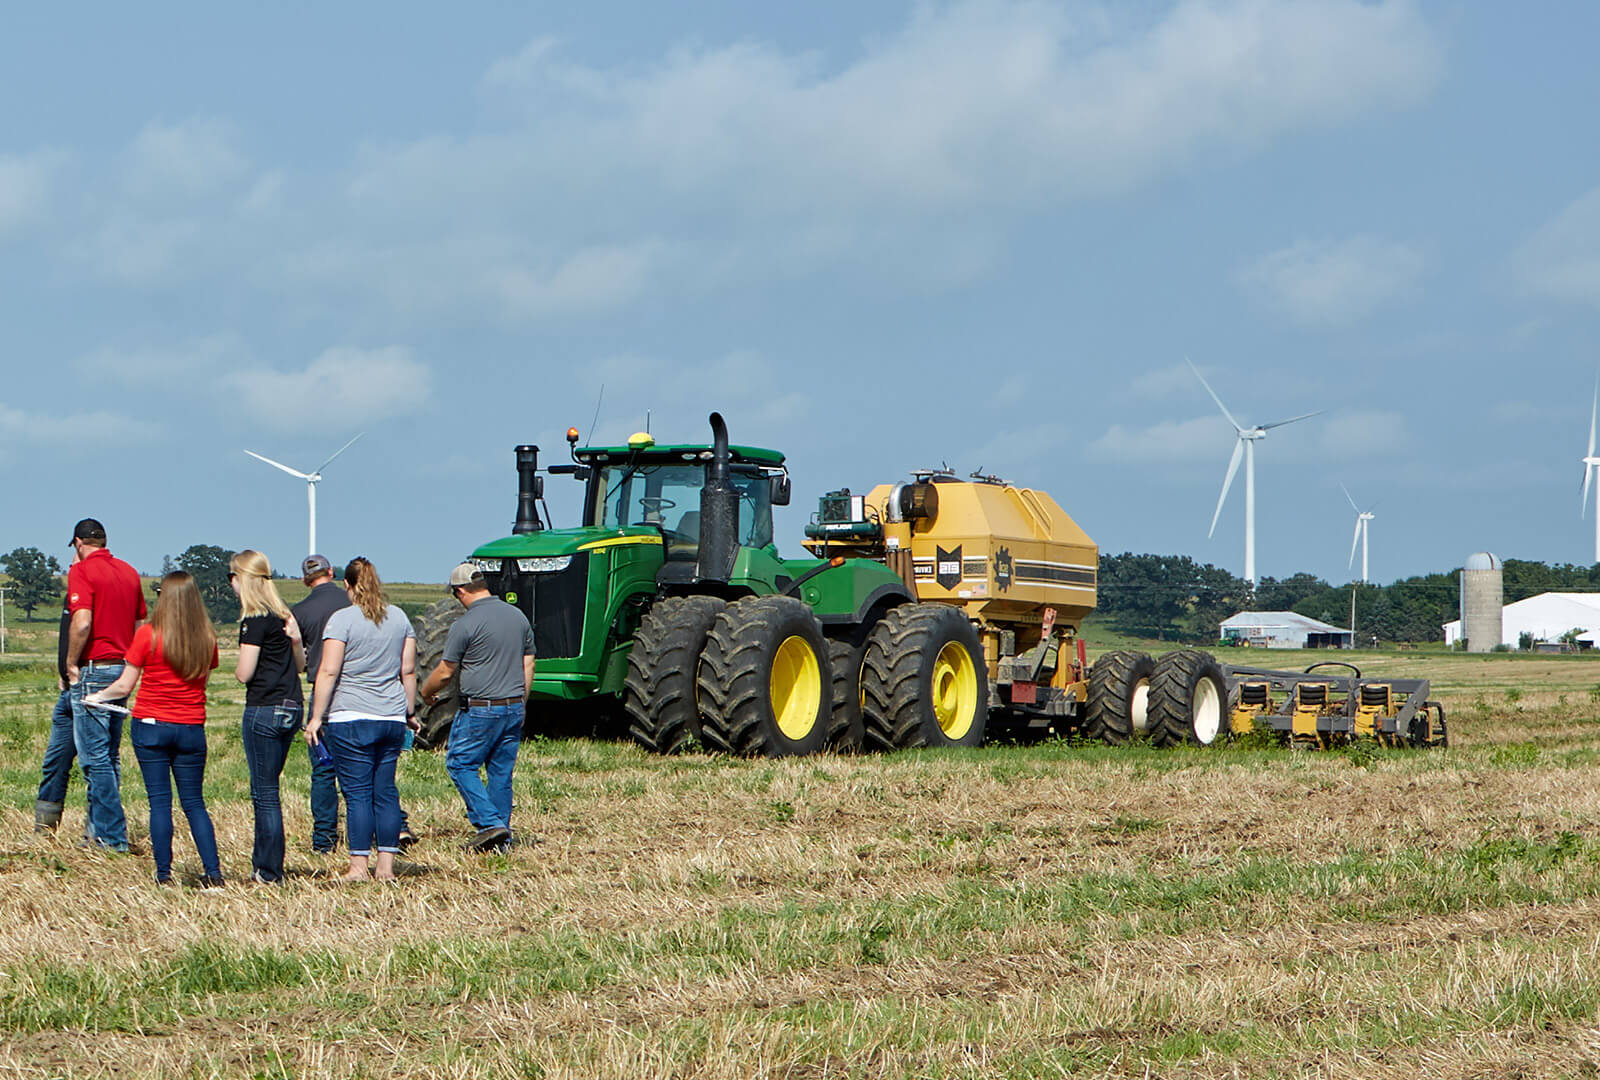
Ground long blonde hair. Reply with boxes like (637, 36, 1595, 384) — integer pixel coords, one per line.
(344, 557, 387, 624)
(149, 572, 216, 682)
(230, 550, 290, 620)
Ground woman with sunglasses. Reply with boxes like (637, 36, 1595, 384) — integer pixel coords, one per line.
(84, 571, 222, 886)
(304, 557, 419, 882)
(229, 550, 305, 884)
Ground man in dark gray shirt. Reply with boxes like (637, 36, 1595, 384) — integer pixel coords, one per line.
(420, 562, 535, 852)
(290, 555, 349, 854)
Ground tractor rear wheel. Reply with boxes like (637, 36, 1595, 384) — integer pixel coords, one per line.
(861, 604, 988, 750)
(1084, 650, 1156, 745)
(412, 597, 467, 749)
(826, 637, 867, 752)
(1148, 649, 1229, 748)
(697, 596, 832, 757)
(624, 595, 727, 754)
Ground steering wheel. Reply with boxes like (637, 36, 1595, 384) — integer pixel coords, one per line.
(637, 496, 677, 512)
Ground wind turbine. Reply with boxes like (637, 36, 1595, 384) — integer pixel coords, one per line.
(1582, 376, 1600, 565)
(1342, 484, 1375, 584)
(1188, 357, 1321, 587)
(243, 434, 365, 556)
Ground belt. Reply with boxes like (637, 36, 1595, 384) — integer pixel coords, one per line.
(82, 658, 125, 667)
(467, 697, 522, 708)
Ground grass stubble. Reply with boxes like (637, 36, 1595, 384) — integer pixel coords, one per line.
(2, 651, 1600, 1076)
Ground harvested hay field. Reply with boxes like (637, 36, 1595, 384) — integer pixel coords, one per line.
(4, 649, 1600, 1077)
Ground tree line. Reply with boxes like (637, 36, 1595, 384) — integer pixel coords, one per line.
(1095, 553, 1600, 644)
(1, 544, 241, 624)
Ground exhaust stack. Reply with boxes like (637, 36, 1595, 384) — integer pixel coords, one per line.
(696, 413, 739, 582)
(513, 444, 544, 534)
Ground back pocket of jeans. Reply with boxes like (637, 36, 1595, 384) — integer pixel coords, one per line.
(272, 706, 301, 735)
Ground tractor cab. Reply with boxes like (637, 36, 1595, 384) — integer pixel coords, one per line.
(570, 434, 789, 579)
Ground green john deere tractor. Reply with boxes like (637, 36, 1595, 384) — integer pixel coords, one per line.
(413, 412, 988, 757)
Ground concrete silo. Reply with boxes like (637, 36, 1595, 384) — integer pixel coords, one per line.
(1461, 552, 1504, 653)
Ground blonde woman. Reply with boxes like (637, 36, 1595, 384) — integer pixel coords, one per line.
(229, 550, 305, 884)
(84, 572, 222, 886)
(305, 558, 418, 882)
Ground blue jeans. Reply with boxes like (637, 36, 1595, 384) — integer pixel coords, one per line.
(36, 688, 77, 816)
(242, 703, 301, 882)
(446, 703, 524, 831)
(130, 720, 221, 881)
(323, 720, 405, 856)
(70, 664, 128, 851)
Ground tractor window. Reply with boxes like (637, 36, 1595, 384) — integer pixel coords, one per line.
(593, 463, 775, 550)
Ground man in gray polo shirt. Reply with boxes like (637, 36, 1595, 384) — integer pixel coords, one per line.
(419, 563, 535, 851)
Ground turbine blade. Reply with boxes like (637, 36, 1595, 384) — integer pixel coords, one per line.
(1259, 409, 1323, 431)
(1186, 356, 1244, 433)
(1584, 462, 1593, 518)
(244, 450, 310, 480)
(1350, 516, 1362, 570)
(1340, 482, 1359, 513)
(1209, 439, 1245, 539)
(315, 432, 365, 475)
(1590, 377, 1597, 459)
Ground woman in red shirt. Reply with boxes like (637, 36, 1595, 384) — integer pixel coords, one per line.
(86, 571, 222, 886)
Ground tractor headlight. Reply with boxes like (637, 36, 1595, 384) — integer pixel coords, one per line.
(470, 558, 502, 572)
(517, 556, 573, 574)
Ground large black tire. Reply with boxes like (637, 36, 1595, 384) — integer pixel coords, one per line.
(623, 595, 727, 754)
(1148, 649, 1229, 748)
(827, 637, 867, 752)
(861, 604, 988, 750)
(412, 597, 467, 749)
(697, 596, 832, 757)
(1083, 650, 1156, 745)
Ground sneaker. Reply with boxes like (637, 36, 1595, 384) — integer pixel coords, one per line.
(251, 870, 281, 885)
(155, 875, 174, 886)
(464, 826, 511, 852)
(199, 875, 226, 889)
(397, 828, 417, 851)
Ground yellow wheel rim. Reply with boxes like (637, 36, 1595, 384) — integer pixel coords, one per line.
(932, 641, 978, 739)
(771, 635, 822, 741)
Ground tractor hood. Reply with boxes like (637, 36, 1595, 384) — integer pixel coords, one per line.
(470, 526, 663, 563)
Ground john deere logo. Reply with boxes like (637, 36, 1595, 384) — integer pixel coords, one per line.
(936, 545, 962, 590)
(994, 546, 1013, 592)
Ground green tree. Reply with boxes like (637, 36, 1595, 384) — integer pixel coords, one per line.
(176, 544, 238, 623)
(1, 546, 64, 621)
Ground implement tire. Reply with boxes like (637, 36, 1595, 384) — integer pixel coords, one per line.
(827, 637, 868, 753)
(1148, 649, 1229, 748)
(412, 597, 467, 749)
(624, 595, 727, 754)
(861, 604, 988, 750)
(697, 596, 831, 757)
(1084, 650, 1156, 745)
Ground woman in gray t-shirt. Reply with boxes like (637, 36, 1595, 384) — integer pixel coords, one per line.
(305, 558, 418, 882)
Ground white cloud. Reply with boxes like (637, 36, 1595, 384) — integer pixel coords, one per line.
(493, 242, 664, 319)
(1088, 408, 1406, 465)
(125, 119, 249, 201)
(221, 346, 432, 432)
(0, 150, 65, 233)
(1238, 235, 1426, 324)
(1514, 186, 1600, 306)
(0, 400, 164, 466)
(1086, 416, 1229, 463)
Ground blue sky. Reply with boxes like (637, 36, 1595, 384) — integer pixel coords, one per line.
(3, 1, 1599, 585)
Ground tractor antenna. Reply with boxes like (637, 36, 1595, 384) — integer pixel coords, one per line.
(646, 409, 651, 434)
(587, 383, 605, 446)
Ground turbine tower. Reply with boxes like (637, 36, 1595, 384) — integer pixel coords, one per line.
(1342, 484, 1375, 584)
(1582, 377, 1600, 565)
(243, 433, 365, 556)
(1188, 357, 1321, 587)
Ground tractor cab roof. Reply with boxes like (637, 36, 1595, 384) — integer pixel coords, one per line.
(573, 442, 785, 468)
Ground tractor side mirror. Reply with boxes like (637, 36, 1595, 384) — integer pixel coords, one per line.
(770, 475, 792, 506)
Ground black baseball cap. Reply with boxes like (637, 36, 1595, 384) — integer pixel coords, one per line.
(69, 518, 106, 546)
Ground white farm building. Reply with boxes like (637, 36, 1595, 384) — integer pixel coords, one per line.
(1442, 592, 1600, 649)
(1220, 612, 1353, 650)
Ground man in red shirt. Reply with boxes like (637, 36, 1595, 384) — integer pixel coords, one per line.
(64, 518, 146, 852)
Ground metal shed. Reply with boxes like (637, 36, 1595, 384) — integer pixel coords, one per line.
(1220, 611, 1353, 650)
